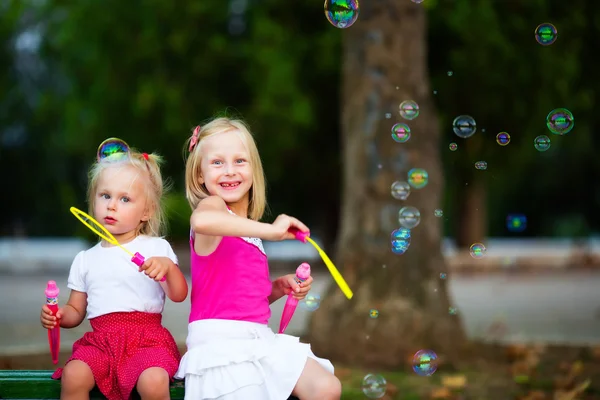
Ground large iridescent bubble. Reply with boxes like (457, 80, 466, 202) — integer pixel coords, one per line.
(324, 0, 359, 29)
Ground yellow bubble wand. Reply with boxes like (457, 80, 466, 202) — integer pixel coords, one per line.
(289, 228, 353, 299)
(70, 207, 166, 281)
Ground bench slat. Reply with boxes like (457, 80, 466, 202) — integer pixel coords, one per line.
(0, 370, 298, 400)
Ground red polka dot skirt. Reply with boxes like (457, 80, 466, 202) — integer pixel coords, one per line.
(52, 312, 181, 400)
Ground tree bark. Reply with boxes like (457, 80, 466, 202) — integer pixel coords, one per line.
(308, 0, 468, 369)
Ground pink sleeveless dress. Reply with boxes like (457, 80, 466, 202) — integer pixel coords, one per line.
(175, 224, 334, 400)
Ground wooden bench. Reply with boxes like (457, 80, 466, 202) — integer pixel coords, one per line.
(0, 370, 300, 399)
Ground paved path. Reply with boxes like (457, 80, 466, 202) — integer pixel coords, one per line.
(1, 271, 599, 355)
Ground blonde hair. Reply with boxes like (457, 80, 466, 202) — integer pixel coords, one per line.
(87, 143, 169, 237)
(184, 117, 267, 221)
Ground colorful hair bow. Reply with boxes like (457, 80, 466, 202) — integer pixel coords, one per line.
(189, 126, 201, 152)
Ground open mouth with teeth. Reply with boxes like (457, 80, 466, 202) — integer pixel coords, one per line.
(220, 182, 241, 189)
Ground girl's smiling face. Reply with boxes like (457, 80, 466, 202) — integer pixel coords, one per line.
(199, 130, 253, 216)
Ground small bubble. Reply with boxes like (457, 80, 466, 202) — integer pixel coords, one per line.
(408, 168, 429, 189)
(412, 350, 439, 376)
(391, 181, 411, 200)
(362, 374, 387, 399)
(452, 115, 477, 138)
(391, 123, 411, 143)
(433, 90, 438, 95)
(385, 113, 391, 119)
(535, 22, 557, 45)
(449, 142, 458, 151)
(469, 243, 486, 259)
(369, 309, 379, 318)
(475, 161, 488, 170)
(440, 272, 447, 279)
(534, 135, 551, 152)
(449, 307, 458, 315)
(300, 294, 321, 311)
(434, 209, 443, 217)
(496, 132, 510, 146)
(398, 207, 421, 229)
(399, 100, 420, 120)
(546, 108, 574, 135)
(447, 71, 453, 76)
(506, 214, 527, 233)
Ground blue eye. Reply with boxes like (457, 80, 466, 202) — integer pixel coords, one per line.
(100, 193, 110, 199)
(121, 197, 130, 203)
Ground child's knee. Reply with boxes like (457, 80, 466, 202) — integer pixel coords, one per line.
(137, 367, 170, 398)
(61, 360, 95, 392)
(316, 373, 342, 400)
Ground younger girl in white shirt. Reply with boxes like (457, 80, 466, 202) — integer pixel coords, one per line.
(40, 138, 188, 400)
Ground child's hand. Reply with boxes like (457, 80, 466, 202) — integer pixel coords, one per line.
(40, 305, 63, 329)
(268, 214, 310, 241)
(139, 257, 171, 281)
(274, 274, 313, 300)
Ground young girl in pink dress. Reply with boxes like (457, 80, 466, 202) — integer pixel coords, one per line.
(40, 138, 189, 400)
(175, 118, 342, 400)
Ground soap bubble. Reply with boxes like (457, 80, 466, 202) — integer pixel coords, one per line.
(391, 181, 411, 200)
(412, 350, 439, 376)
(408, 168, 428, 189)
(475, 161, 488, 170)
(506, 214, 527, 233)
(496, 132, 510, 146)
(447, 71, 453, 76)
(300, 294, 321, 311)
(535, 23, 557, 45)
(391, 228, 411, 254)
(324, 0, 360, 29)
(546, 108, 574, 135)
(534, 135, 551, 152)
(452, 115, 477, 138)
(469, 243, 487, 259)
(385, 113, 391, 119)
(449, 307, 458, 315)
(391, 123, 411, 143)
(399, 100, 419, 120)
(411, 0, 424, 3)
(391, 241, 410, 255)
(369, 309, 379, 318)
(361, 374, 387, 399)
(434, 209, 443, 217)
(392, 227, 411, 241)
(449, 142, 458, 151)
(440, 273, 447, 279)
(97, 138, 130, 162)
(398, 206, 421, 229)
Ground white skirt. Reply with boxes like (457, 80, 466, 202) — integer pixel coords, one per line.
(175, 319, 334, 400)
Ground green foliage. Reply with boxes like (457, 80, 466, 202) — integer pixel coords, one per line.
(5, 0, 341, 240)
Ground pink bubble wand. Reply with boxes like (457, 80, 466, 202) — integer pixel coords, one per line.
(45, 281, 60, 365)
(279, 263, 312, 334)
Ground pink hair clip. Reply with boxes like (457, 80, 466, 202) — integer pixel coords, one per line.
(189, 126, 201, 152)
(142, 153, 149, 160)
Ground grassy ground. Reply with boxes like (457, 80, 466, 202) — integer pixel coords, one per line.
(2, 343, 600, 399)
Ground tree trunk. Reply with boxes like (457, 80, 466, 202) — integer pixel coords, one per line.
(456, 178, 488, 249)
(308, 0, 468, 369)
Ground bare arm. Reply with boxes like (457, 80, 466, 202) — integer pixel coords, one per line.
(160, 260, 188, 303)
(191, 196, 276, 240)
(59, 290, 88, 329)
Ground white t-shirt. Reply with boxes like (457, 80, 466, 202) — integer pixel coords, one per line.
(67, 235, 179, 319)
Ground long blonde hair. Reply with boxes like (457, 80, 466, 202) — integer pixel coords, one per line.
(87, 143, 169, 237)
(184, 117, 267, 221)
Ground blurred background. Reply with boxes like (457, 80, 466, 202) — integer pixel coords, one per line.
(1, 0, 600, 398)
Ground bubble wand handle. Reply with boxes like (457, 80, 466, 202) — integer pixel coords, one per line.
(279, 263, 311, 334)
(45, 281, 60, 365)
